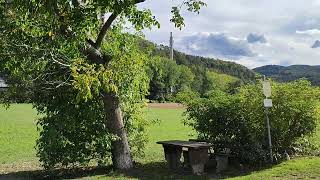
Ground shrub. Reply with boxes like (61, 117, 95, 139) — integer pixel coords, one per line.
(174, 89, 200, 104)
(185, 80, 320, 165)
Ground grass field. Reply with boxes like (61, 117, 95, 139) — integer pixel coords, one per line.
(0, 104, 320, 179)
(0, 104, 38, 164)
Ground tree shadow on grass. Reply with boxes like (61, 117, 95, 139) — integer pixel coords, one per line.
(0, 166, 113, 180)
(110, 161, 212, 180)
(0, 161, 274, 180)
(102, 161, 275, 180)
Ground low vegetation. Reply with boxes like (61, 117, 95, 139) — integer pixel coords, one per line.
(185, 80, 320, 165)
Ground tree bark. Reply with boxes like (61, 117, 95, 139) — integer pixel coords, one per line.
(86, 3, 151, 169)
(85, 40, 133, 170)
(103, 92, 133, 169)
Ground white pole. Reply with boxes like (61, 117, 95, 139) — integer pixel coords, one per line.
(265, 107, 273, 163)
(263, 76, 273, 163)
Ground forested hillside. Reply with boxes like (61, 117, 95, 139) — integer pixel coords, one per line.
(254, 65, 320, 85)
(140, 40, 257, 82)
(139, 39, 256, 101)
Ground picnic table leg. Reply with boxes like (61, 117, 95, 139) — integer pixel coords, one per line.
(163, 145, 182, 170)
(188, 148, 209, 175)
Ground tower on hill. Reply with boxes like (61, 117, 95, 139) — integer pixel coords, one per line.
(170, 32, 174, 60)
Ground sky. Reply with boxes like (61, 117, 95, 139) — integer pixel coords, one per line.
(138, 0, 320, 69)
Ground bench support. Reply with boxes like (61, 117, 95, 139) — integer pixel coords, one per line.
(188, 148, 209, 175)
(163, 145, 182, 170)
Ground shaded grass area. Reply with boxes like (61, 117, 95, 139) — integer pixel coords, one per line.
(0, 104, 320, 179)
(0, 162, 210, 180)
(2, 157, 320, 180)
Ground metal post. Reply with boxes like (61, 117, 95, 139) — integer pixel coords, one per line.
(265, 107, 273, 163)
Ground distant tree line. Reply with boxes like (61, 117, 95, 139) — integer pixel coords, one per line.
(142, 41, 257, 82)
(254, 65, 320, 86)
(140, 39, 255, 102)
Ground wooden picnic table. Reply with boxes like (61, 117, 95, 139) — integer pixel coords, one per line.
(157, 140, 213, 175)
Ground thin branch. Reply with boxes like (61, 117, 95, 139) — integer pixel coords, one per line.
(49, 52, 71, 67)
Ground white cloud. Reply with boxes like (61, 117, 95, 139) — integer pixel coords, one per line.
(296, 29, 320, 35)
(311, 40, 320, 48)
(247, 33, 267, 44)
(138, 0, 320, 68)
(177, 32, 255, 59)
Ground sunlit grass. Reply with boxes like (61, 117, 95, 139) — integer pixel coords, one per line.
(0, 104, 319, 179)
(0, 104, 38, 164)
(229, 157, 320, 180)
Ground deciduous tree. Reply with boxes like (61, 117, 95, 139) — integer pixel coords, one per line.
(0, 0, 206, 169)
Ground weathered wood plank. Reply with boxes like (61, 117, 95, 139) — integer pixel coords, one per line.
(157, 140, 212, 149)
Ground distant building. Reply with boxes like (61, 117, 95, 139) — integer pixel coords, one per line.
(0, 77, 8, 90)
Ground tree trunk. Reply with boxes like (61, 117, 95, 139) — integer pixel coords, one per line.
(103, 92, 133, 169)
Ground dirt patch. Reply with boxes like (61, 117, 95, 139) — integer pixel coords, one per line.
(147, 103, 184, 109)
(0, 161, 41, 175)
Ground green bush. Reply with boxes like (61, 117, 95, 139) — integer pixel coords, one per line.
(185, 80, 320, 165)
(36, 94, 113, 169)
(174, 89, 200, 104)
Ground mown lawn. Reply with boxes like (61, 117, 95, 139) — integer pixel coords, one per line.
(0, 104, 320, 179)
(230, 157, 320, 180)
(0, 104, 38, 164)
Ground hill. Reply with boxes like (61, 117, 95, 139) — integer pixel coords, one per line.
(254, 65, 320, 85)
(139, 40, 257, 82)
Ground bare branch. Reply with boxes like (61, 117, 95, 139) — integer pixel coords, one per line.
(49, 52, 71, 67)
(55, 74, 72, 88)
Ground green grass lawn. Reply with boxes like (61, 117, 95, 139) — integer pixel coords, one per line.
(230, 157, 320, 180)
(0, 105, 193, 165)
(140, 108, 194, 163)
(0, 104, 38, 164)
(0, 104, 320, 179)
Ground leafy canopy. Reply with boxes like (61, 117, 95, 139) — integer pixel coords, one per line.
(0, 0, 206, 169)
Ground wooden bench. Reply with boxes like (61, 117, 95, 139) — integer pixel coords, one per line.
(157, 140, 213, 175)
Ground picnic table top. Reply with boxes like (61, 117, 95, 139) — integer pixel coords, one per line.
(157, 140, 213, 149)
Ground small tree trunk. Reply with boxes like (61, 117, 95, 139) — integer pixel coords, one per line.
(103, 92, 133, 169)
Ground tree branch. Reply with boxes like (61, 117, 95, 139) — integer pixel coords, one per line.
(94, 13, 118, 49)
(49, 52, 71, 67)
(134, 0, 146, 4)
(94, 0, 146, 49)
